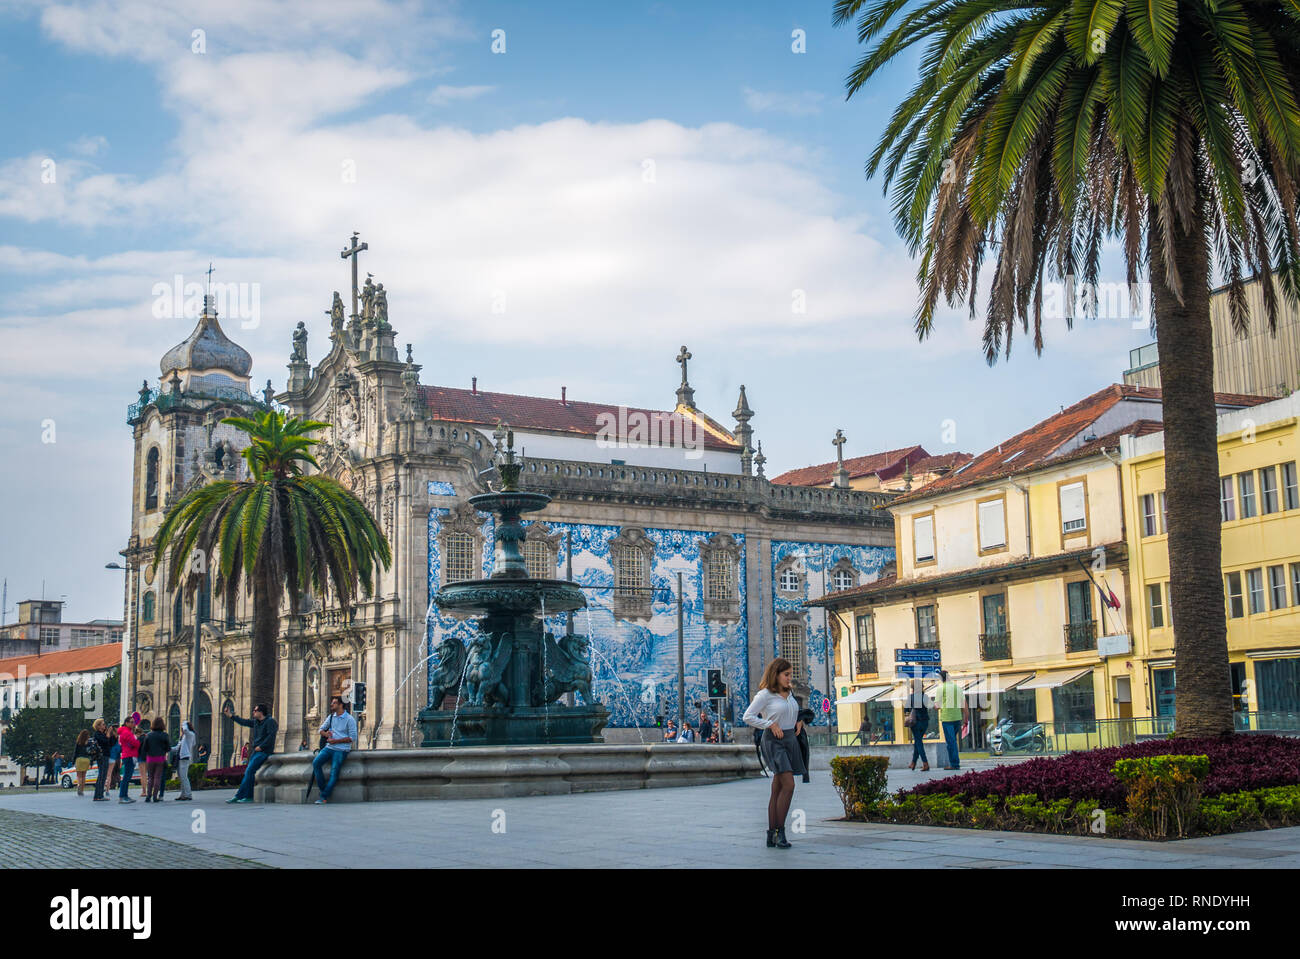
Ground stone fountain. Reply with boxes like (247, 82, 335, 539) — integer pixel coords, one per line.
(416, 433, 609, 746)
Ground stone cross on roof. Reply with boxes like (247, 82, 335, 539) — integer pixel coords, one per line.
(832, 430, 850, 489)
(675, 345, 696, 409)
(340, 232, 368, 320)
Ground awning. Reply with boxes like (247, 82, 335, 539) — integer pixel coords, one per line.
(837, 685, 893, 705)
(886, 675, 978, 703)
(1016, 667, 1093, 690)
(965, 672, 1034, 696)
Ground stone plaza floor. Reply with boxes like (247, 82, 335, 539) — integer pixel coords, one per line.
(3, 764, 1299, 868)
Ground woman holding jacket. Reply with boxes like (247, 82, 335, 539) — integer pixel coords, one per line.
(742, 657, 805, 850)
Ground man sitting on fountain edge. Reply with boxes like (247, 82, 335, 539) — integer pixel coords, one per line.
(313, 696, 358, 804)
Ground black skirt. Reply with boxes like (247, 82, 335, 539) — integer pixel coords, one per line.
(760, 727, 806, 776)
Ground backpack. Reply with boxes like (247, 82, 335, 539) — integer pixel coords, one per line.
(86, 738, 102, 761)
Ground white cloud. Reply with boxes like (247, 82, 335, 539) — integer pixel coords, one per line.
(742, 87, 825, 117)
(427, 83, 495, 106)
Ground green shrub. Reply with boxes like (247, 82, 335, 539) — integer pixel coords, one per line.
(1112, 755, 1209, 839)
(830, 755, 891, 818)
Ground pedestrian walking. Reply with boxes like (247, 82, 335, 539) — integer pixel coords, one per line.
(936, 670, 969, 770)
(903, 678, 931, 771)
(91, 719, 112, 801)
(73, 732, 92, 796)
(312, 696, 358, 804)
(174, 720, 197, 801)
(135, 719, 152, 798)
(742, 657, 805, 849)
(225, 704, 278, 803)
(53, 752, 65, 782)
(116, 717, 140, 803)
(142, 717, 171, 802)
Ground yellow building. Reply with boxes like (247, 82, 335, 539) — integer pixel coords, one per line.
(814, 384, 1267, 749)
(1121, 392, 1300, 728)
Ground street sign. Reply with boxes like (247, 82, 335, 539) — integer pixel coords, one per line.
(895, 648, 942, 663)
(1098, 634, 1131, 657)
(821, 697, 831, 714)
(896, 663, 942, 678)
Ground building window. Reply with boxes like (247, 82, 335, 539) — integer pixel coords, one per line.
(1268, 565, 1288, 610)
(777, 564, 802, 593)
(1159, 491, 1168, 533)
(1225, 571, 1245, 618)
(1260, 466, 1279, 515)
(1064, 581, 1096, 651)
(1282, 462, 1299, 510)
(779, 622, 805, 682)
(1153, 668, 1177, 718)
(141, 591, 155, 623)
(1141, 494, 1159, 536)
(444, 531, 476, 583)
(1239, 472, 1257, 518)
(832, 568, 854, 592)
(1060, 481, 1086, 533)
(915, 605, 938, 648)
(706, 555, 734, 601)
(1147, 583, 1165, 629)
(1051, 673, 1097, 731)
(611, 527, 655, 620)
(1256, 658, 1300, 712)
(40, 627, 59, 646)
(854, 614, 876, 674)
(1292, 563, 1300, 607)
(616, 550, 646, 595)
(1220, 477, 1236, 522)
(980, 592, 1010, 660)
(524, 540, 551, 580)
(1247, 568, 1266, 614)
(977, 497, 1006, 552)
(145, 447, 160, 511)
(913, 514, 935, 563)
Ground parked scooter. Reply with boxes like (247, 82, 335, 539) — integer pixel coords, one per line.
(987, 717, 1048, 755)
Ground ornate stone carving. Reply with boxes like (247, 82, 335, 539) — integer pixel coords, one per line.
(542, 632, 595, 705)
(464, 632, 511, 707)
(700, 533, 741, 623)
(427, 636, 468, 709)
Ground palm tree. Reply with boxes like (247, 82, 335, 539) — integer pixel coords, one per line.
(154, 411, 391, 712)
(836, 0, 1300, 735)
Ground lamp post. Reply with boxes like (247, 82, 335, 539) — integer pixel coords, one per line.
(105, 560, 135, 713)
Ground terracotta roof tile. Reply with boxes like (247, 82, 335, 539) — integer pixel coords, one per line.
(772, 446, 923, 486)
(417, 385, 741, 453)
(0, 642, 123, 678)
(890, 384, 1271, 505)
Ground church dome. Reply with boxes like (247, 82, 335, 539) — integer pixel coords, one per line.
(160, 302, 253, 377)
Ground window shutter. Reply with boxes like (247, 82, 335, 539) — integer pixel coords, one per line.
(914, 515, 935, 561)
(1060, 482, 1086, 531)
(978, 499, 1005, 550)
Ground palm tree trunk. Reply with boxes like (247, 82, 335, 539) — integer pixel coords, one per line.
(1148, 198, 1234, 737)
(250, 573, 280, 718)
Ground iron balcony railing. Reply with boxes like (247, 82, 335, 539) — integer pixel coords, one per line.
(854, 650, 877, 674)
(916, 636, 941, 651)
(1063, 619, 1097, 652)
(979, 630, 1012, 661)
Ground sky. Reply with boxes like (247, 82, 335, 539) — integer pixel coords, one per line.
(0, 0, 1154, 622)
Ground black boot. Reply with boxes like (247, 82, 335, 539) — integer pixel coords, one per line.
(774, 827, 792, 849)
(766, 828, 776, 847)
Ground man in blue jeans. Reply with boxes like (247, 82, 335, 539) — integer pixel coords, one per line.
(225, 703, 278, 803)
(312, 696, 358, 804)
(936, 670, 970, 770)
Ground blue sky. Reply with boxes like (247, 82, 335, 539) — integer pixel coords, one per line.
(0, 0, 1151, 621)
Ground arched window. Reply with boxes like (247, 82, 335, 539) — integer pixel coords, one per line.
(780, 622, 805, 683)
(141, 591, 155, 623)
(173, 591, 184, 636)
(444, 531, 476, 583)
(144, 447, 160, 510)
(705, 554, 734, 601)
(197, 572, 211, 625)
(168, 703, 181, 742)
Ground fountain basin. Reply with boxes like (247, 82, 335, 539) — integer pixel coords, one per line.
(435, 578, 586, 615)
(254, 743, 762, 803)
(419, 704, 608, 747)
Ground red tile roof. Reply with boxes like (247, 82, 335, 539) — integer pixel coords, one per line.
(771, 446, 973, 487)
(0, 643, 123, 678)
(891, 384, 1271, 505)
(418, 385, 742, 453)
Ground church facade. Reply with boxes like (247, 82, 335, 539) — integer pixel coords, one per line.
(121, 240, 895, 759)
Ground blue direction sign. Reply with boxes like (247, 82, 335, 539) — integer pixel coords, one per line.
(896, 664, 942, 678)
(895, 648, 942, 663)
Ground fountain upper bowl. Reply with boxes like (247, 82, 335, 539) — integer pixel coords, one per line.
(435, 578, 587, 615)
(468, 490, 552, 514)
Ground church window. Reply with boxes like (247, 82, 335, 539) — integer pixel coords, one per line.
(832, 567, 855, 592)
(706, 554, 734, 602)
(610, 528, 655, 621)
(780, 622, 806, 683)
(173, 592, 184, 636)
(616, 550, 646, 595)
(525, 540, 551, 580)
(444, 532, 476, 583)
(145, 448, 160, 511)
(141, 591, 155, 623)
(779, 567, 801, 592)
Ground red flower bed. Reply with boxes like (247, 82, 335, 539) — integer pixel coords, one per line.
(203, 765, 248, 787)
(907, 735, 1300, 807)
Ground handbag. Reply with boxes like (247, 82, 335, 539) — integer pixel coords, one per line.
(904, 709, 917, 728)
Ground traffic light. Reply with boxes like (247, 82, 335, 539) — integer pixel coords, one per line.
(351, 681, 368, 712)
(707, 669, 726, 699)
(654, 715, 664, 728)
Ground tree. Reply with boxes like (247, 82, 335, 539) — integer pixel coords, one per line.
(3, 677, 106, 787)
(153, 411, 391, 713)
(835, 0, 1300, 736)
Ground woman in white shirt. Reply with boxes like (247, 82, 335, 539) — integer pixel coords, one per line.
(742, 657, 805, 849)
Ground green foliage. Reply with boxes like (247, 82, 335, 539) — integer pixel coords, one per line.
(3, 675, 112, 776)
(830, 755, 891, 815)
(1112, 754, 1209, 838)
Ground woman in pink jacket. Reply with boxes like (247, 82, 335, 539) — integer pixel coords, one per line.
(116, 717, 139, 803)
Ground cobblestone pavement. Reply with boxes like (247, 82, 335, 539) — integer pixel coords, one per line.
(0, 808, 270, 869)
(3, 764, 1299, 868)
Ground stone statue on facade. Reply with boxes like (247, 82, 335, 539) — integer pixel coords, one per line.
(542, 632, 596, 706)
(464, 632, 512, 708)
(292, 321, 308, 362)
(360, 274, 376, 325)
(427, 635, 468, 708)
(373, 283, 389, 329)
(328, 291, 345, 335)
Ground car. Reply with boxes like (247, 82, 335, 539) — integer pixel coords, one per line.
(60, 765, 141, 790)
